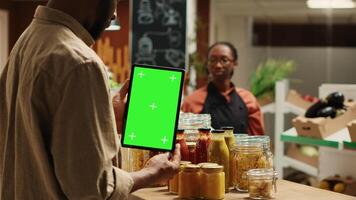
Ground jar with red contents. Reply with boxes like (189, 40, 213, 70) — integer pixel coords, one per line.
(195, 128, 211, 164)
(176, 129, 190, 161)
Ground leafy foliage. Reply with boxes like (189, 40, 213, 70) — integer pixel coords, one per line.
(251, 59, 296, 98)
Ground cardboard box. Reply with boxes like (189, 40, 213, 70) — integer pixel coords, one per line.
(347, 119, 356, 142)
(293, 103, 356, 139)
(286, 90, 314, 110)
(287, 144, 318, 167)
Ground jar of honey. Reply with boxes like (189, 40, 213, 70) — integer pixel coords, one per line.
(201, 165, 225, 200)
(178, 164, 201, 199)
(168, 161, 191, 194)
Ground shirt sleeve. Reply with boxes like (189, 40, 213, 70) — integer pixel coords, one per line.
(51, 61, 133, 199)
(238, 89, 265, 135)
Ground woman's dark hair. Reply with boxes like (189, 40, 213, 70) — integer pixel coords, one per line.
(207, 41, 238, 61)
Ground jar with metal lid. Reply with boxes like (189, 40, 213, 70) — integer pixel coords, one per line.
(196, 128, 212, 164)
(201, 165, 225, 200)
(233, 140, 265, 192)
(247, 169, 278, 199)
(250, 136, 274, 169)
(208, 130, 230, 193)
(178, 164, 201, 199)
(168, 161, 191, 194)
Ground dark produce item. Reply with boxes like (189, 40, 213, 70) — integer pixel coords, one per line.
(326, 92, 345, 109)
(316, 106, 337, 118)
(305, 100, 328, 118)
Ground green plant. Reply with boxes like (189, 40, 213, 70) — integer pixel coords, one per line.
(189, 52, 206, 77)
(250, 59, 296, 98)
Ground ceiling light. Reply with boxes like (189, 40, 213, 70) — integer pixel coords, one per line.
(307, 0, 356, 9)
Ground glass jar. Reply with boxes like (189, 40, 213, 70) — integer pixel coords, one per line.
(196, 128, 212, 164)
(187, 142, 197, 164)
(176, 129, 190, 161)
(250, 136, 274, 169)
(169, 161, 191, 194)
(233, 140, 265, 192)
(208, 130, 230, 193)
(178, 164, 201, 199)
(221, 126, 235, 187)
(247, 169, 278, 199)
(201, 165, 225, 200)
(121, 148, 150, 172)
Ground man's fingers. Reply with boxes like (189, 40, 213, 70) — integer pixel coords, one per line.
(119, 79, 130, 100)
(172, 143, 181, 165)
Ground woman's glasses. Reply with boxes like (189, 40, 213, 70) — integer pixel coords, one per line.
(207, 56, 233, 66)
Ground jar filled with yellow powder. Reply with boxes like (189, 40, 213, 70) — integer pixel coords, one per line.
(233, 140, 265, 192)
(201, 165, 225, 200)
(178, 164, 201, 199)
(168, 161, 191, 194)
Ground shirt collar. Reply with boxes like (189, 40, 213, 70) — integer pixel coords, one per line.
(34, 6, 95, 46)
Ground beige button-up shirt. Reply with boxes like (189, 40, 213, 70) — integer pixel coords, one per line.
(0, 6, 133, 200)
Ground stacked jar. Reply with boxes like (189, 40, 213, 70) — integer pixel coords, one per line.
(208, 130, 230, 193)
(232, 140, 266, 192)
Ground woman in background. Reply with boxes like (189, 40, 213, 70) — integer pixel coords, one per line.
(182, 42, 264, 135)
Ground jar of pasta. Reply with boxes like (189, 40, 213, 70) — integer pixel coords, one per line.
(208, 130, 230, 193)
(250, 136, 274, 169)
(247, 169, 278, 199)
(201, 165, 225, 200)
(178, 164, 201, 199)
(168, 161, 191, 194)
(233, 140, 265, 192)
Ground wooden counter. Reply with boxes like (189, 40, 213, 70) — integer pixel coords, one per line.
(130, 180, 356, 200)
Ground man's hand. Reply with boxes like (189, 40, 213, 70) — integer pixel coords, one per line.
(130, 144, 181, 192)
(112, 79, 130, 134)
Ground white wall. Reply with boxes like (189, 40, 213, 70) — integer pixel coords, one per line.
(0, 9, 9, 71)
(211, 14, 356, 97)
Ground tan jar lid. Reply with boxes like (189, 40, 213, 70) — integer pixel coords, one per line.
(182, 164, 200, 172)
(198, 162, 218, 168)
(201, 165, 224, 173)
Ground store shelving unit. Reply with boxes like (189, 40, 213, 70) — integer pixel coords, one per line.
(264, 80, 356, 179)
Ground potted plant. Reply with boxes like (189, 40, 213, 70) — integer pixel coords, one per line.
(250, 58, 296, 106)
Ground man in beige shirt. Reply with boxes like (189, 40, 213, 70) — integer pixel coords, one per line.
(0, 0, 180, 199)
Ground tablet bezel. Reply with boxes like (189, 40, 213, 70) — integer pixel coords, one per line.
(121, 63, 185, 152)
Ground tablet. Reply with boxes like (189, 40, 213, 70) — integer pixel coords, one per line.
(121, 64, 185, 151)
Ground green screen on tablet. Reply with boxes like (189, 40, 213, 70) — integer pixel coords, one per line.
(121, 64, 185, 151)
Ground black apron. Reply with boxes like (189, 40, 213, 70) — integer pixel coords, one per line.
(202, 83, 249, 133)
